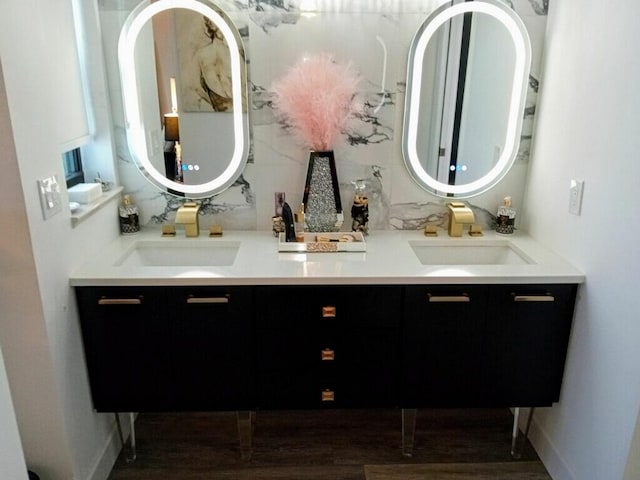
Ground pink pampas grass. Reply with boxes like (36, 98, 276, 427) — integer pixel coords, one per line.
(271, 53, 361, 151)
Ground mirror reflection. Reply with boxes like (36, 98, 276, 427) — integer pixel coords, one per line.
(119, 0, 250, 198)
(403, 0, 531, 198)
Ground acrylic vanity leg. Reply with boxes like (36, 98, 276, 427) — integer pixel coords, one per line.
(511, 407, 535, 459)
(510, 407, 521, 457)
(129, 412, 137, 461)
(114, 412, 137, 463)
(237, 410, 253, 461)
(402, 408, 418, 457)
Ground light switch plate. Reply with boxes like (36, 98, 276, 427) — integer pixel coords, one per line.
(37, 175, 62, 220)
(569, 179, 584, 216)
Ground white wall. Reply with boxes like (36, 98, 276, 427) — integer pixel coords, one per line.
(0, 345, 28, 480)
(522, 1, 640, 479)
(0, 0, 125, 479)
(0, 64, 29, 478)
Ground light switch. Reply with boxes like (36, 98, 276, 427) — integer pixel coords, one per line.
(37, 175, 62, 220)
(569, 179, 584, 216)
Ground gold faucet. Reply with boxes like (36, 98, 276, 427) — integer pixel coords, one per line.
(175, 202, 201, 237)
(447, 202, 475, 237)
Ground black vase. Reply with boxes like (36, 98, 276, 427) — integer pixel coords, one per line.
(302, 151, 343, 232)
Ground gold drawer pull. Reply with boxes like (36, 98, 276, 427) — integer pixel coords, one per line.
(321, 348, 335, 361)
(428, 294, 470, 303)
(98, 297, 142, 305)
(513, 294, 555, 302)
(322, 306, 336, 318)
(186, 296, 230, 304)
(321, 389, 335, 402)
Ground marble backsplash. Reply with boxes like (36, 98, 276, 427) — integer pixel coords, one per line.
(100, 0, 548, 233)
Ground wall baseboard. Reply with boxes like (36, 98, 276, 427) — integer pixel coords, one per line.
(86, 414, 133, 480)
(520, 409, 575, 480)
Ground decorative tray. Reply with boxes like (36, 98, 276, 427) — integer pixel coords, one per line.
(278, 232, 367, 253)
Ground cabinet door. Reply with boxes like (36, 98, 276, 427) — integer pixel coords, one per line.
(483, 284, 577, 406)
(402, 285, 488, 407)
(75, 287, 171, 412)
(170, 287, 253, 410)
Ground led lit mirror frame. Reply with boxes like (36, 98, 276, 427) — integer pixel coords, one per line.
(118, 0, 249, 198)
(402, 0, 531, 198)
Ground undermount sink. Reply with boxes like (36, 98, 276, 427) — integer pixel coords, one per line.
(115, 240, 240, 267)
(409, 240, 534, 266)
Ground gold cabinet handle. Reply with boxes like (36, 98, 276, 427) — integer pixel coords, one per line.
(322, 306, 336, 318)
(321, 389, 335, 402)
(98, 297, 142, 305)
(186, 295, 230, 304)
(321, 348, 335, 361)
(428, 294, 470, 303)
(513, 294, 555, 302)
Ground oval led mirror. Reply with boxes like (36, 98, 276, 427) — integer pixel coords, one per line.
(402, 0, 531, 198)
(118, 0, 249, 198)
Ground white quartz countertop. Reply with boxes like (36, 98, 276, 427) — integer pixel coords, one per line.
(69, 229, 584, 286)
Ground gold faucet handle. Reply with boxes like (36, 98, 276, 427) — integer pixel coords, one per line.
(161, 224, 176, 237)
(468, 224, 484, 237)
(424, 224, 439, 237)
(209, 224, 223, 237)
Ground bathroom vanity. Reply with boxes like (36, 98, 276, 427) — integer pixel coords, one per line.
(71, 230, 583, 458)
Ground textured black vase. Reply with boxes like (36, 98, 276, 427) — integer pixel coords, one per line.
(302, 151, 343, 232)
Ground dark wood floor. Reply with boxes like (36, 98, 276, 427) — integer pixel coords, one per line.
(108, 408, 550, 480)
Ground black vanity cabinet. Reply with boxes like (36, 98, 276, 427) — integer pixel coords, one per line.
(254, 286, 401, 409)
(401, 284, 577, 408)
(76, 282, 576, 414)
(75, 286, 253, 412)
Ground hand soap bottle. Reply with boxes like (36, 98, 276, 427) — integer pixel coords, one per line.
(119, 194, 140, 235)
(496, 196, 515, 235)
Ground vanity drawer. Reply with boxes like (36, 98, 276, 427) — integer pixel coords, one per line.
(255, 286, 401, 329)
(257, 328, 397, 371)
(258, 367, 396, 409)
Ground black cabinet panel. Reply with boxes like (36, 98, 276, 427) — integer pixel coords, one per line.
(402, 285, 488, 407)
(483, 284, 577, 406)
(76, 287, 172, 411)
(76, 286, 253, 412)
(401, 284, 576, 408)
(170, 287, 253, 410)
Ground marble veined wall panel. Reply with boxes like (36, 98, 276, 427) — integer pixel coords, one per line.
(101, 0, 548, 231)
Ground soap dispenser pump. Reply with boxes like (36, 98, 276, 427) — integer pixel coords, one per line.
(496, 196, 516, 235)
